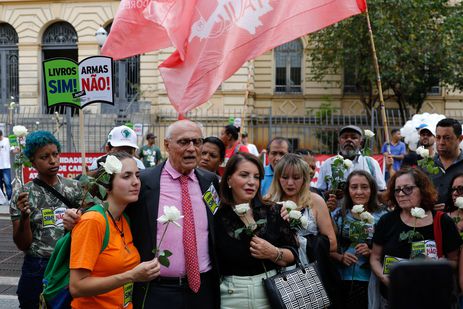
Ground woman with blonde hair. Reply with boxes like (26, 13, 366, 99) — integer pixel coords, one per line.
(267, 153, 340, 305)
(267, 153, 337, 261)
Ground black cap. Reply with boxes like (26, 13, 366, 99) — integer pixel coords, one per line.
(146, 133, 157, 139)
(339, 125, 363, 137)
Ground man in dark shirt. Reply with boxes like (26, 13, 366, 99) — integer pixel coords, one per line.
(428, 118, 463, 207)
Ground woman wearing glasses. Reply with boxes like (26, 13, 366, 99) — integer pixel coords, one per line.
(370, 168, 461, 306)
(447, 172, 463, 237)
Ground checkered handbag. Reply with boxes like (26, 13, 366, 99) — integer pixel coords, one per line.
(263, 261, 331, 309)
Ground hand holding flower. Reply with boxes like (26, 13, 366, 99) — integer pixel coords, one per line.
(249, 235, 277, 260)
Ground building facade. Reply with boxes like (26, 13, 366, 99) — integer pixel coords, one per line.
(1, 0, 462, 152)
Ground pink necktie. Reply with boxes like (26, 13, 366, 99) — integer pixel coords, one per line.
(180, 175, 201, 293)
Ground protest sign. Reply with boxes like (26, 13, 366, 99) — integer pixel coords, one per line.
(43, 56, 113, 108)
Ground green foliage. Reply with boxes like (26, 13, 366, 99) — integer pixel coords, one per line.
(417, 157, 440, 175)
(234, 219, 267, 239)
(309, 0, 463, 120)
(324, 156, 348, 191)
(399, 229, 424, 243)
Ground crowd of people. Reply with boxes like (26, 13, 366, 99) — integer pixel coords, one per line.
(7, 117, 463, 308)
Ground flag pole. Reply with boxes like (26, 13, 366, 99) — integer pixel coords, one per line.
(241, 60, 254, 134)
(365, 8, 390, 151)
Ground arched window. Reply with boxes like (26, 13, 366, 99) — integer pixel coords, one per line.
(0, 23, 19, 113)
(42, 21, 78, 114)
(101, 22, 140, 114)
(274, 39, 303, 93)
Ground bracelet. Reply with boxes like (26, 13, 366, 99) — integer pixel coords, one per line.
(274, 247, 283, 263)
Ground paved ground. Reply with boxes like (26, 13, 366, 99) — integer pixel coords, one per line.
(0, 204, 21, 308)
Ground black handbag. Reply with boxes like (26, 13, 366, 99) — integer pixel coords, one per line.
(262, 253, 331, 309)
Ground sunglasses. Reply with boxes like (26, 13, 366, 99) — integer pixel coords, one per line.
(394, 185, 417, 196)
(451, 186, 463, 195)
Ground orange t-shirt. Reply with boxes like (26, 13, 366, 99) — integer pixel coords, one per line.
(70, 211, 140, 309)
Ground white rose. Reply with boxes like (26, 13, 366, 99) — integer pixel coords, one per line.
(411, 207, 427, 219)
(352, 204, 365, 214)
(234, 203, 250, 215)
(335, 154, 344, 160)
(455, 197, 463, 209)
(282, 200, 298, 211)
(360, 211, 375, 224)
(9, 102, 16, 109)
(289, 210, 303, 220)
(99, 155, 123, 174)
(416, 146, 430, 158)
(344, 159, 353, 169)
(13, 125, 28, 138)
(364, 129, 375, 138)
(300, 215, 309, 229)
(157, 206, 184, 227)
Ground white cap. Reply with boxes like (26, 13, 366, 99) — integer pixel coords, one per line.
(417, 124, 436, 137)
(107, 125, 138, 149)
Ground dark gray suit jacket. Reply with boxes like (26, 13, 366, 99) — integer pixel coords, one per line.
(126, 162, 220, 307)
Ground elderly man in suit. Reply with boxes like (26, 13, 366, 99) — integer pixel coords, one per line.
(128, 120, 220, 308)
(64, 120, 220, 309)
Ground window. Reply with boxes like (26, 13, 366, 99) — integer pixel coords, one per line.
(101, 22, 140, 114)
(0, 23, 19, 113)
(275, 39, 302, 93)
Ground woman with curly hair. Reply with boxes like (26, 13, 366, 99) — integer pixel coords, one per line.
(10, 130, 83, 308)
(370, 168, 461, 307)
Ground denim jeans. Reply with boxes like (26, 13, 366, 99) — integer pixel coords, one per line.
(17, 255, 49, 309)
(0, 168, 12, 200)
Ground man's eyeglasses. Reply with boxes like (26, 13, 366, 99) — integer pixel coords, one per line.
(394, 185, 417, 196)
(451, 186, 463, 195)
(175, 138, 203, 148)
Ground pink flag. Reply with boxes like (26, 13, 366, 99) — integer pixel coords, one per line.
(101, 0, 171, 60)
(160, 0, 367, 113)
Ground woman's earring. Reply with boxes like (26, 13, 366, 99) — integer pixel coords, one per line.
(228, 183, 231, 189)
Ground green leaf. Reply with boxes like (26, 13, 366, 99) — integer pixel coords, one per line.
(163, 250, 173, 257)
(158, 255, 170, 267)
(101, 173, 110, 185)
(234, 228, 244, 239)
(98, 184, 107, 199)
(79, 175, 90, 185)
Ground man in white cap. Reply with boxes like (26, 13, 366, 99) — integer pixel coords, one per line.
(89, 125, 145, 171)
(402, 124, 436, 167)
(313, 125, 385, 211)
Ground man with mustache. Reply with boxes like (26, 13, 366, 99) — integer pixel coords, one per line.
(428, 118, 463, 207)
(314, 125, 386, 211)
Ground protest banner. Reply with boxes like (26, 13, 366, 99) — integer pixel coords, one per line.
(22, 153, 104, 183)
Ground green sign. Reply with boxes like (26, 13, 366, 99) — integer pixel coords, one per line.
(43, 56, 114, 109)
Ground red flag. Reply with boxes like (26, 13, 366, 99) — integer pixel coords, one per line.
(160, 0, 367, 113)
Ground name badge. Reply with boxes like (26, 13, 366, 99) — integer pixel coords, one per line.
(42, 209, 55, 228)
(54, 207, 66, 227)
(203, 184, 220, 215)
(411, 240, 437, 260)
(123, 282, 133, 307)
(383, 255, 407, 275)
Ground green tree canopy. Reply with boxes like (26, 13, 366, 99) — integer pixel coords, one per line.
(309, 0, 463, 123)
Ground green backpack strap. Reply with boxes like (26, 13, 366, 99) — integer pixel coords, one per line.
(87, 204, 110, 252)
